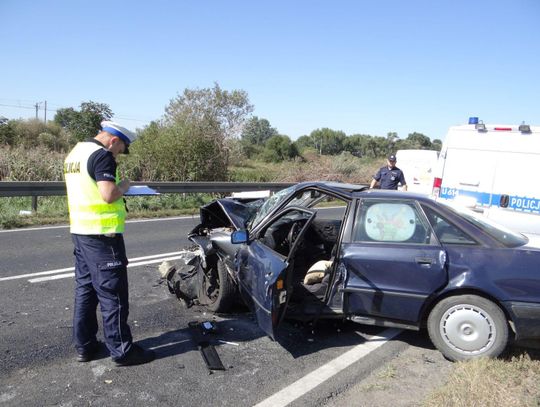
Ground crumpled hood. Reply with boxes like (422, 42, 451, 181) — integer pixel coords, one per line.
(199, 198, 251, 230)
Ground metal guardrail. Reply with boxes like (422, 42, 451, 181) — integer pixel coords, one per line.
(0, 181, 294, 210)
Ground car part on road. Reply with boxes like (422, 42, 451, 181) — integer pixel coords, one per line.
(427, 294, 509, 361)
(199, 341, 226, 371)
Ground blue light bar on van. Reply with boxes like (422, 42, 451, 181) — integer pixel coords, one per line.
(468, 117, 479, 125)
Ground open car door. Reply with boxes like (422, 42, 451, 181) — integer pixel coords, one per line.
(235, 207, 316, 339)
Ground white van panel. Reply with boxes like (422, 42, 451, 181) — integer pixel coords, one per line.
(439, 149, 498, 210)
(435, 123, 540, 235)
(395, 149, 438, 194)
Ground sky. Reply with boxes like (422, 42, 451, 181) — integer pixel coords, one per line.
(1, 0, 539, 141)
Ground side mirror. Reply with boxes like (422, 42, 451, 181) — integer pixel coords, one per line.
(231, 230, 249, 244)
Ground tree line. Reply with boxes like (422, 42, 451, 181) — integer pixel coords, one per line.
(0, 83, 441, 182)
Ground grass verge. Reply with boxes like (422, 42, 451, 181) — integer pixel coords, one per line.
(424, 350, 540, 407)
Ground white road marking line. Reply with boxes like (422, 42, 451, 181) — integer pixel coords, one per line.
(28, 255, 186, 283)
(253, 328, 402, 407)
(0, 251, 188, 282)
(0, 215, 195, 233)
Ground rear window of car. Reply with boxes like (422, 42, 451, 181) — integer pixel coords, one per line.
(436, 201, 528, 248)
(421, 205, 477, 245)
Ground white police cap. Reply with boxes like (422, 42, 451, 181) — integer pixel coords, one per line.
(101, 121, 137, 145)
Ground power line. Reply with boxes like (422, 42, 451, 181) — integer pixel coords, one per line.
(0, 99, 158, 125)
(0, 103, 36, 110)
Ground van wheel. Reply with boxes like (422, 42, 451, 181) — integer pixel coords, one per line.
(202, 259, 236, 313)
(427, 295, 508, 361)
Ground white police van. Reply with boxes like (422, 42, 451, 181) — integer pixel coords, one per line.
(396, 149, 439, 194)
(432, 118, 540, 236)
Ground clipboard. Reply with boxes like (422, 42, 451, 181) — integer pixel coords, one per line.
(124, 185, 160, 196)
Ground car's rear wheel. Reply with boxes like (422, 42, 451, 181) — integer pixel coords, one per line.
(202, 258, 236, 313)
(427, 294, 509, 361)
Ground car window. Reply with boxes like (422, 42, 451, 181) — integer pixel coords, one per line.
(421, 205, 477, 245)
(258, 209, 312, 256)
(285, 189, 328, 209)
(435, 201, 527, 248)
(354, 200, 433, 244)
(248, 186, 295, 229)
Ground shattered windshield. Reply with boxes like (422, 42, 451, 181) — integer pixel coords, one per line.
(247, 186, 295, 229)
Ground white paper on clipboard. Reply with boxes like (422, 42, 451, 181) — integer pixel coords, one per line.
(124, 185, 160, 196)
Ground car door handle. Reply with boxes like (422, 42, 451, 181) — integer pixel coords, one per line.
(415, 257, 434, 265)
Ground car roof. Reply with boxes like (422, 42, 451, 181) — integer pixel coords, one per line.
(354, 189, 433, 201)
(294, 181, 369, 197)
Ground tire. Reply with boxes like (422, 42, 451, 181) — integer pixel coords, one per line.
(427, 294, 509, 362)
(202, 259, 236, 313)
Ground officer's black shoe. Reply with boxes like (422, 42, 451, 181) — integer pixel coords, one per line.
(113, 344, 155, 367)
(76, 341, 101, 363)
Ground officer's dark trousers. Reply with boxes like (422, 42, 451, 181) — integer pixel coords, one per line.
(72, 234, 133, 360)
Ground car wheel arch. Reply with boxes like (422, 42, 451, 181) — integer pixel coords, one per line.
(419, 288, 515, 336)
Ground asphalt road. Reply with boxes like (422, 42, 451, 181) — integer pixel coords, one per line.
(0, 215, 418, 407)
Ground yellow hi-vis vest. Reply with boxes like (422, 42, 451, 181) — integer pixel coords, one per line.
(64, 142, 126, 234)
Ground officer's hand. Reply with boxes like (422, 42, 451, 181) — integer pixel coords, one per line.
(118, 179, 131, 195)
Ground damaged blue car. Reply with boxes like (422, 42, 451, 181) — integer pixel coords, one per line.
(166, 181, 540, 361)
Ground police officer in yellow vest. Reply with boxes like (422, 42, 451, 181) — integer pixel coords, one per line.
(64, 121, 154, 366)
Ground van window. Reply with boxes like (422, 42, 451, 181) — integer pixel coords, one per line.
(354, 200, 432, 244)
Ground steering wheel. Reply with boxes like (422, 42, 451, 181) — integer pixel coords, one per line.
(287, 222, 301, 248)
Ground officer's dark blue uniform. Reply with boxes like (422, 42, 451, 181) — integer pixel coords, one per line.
(68, 139, 133, 360)
(65, 122, 154, 366)
(72, 233, 132, 359)
(371, 154, 407, 190)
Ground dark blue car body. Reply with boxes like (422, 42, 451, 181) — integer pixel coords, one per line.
(187, 181, 540, 360)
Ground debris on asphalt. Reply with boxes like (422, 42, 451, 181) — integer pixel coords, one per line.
(217, 340, 239, 346)
(199, 341, 226, 371)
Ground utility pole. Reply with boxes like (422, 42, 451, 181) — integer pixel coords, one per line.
(35, 103, 39, 119)
(44, 100, 47, 123)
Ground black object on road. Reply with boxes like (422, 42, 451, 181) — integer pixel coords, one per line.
(199, 341, 226, 370)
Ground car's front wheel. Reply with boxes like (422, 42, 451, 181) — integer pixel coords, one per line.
(202, 258, 236, 313)
(427, 294, 509, 361)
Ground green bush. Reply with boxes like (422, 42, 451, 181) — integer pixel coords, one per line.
(125, 121, 228, 181)
(0, 145, 65, 181)
(228, 165, 276, 182)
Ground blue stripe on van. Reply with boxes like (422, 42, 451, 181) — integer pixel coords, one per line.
(440, 187, 540, 214)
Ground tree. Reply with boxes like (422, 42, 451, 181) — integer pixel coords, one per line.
(309, 128, 346, 155)
(241, 116, 278, 146)
(0, 120, 16, 145)
(262, 135, 299, 162)
(432, 139, 442, 151)
(295, 135, 315, 153)
(240, 116, 278, 158)
(386, 132, 399, 153)
(343, 134, 369, 157)
(406, 132, 432, 149)
(126, 84, 253, 181)
(128, 120, 227, 181)
(54, 101, 113, 141)
(164, 82, 253, 141)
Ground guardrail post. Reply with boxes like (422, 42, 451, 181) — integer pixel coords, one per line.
(32, 196, 38, 212)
